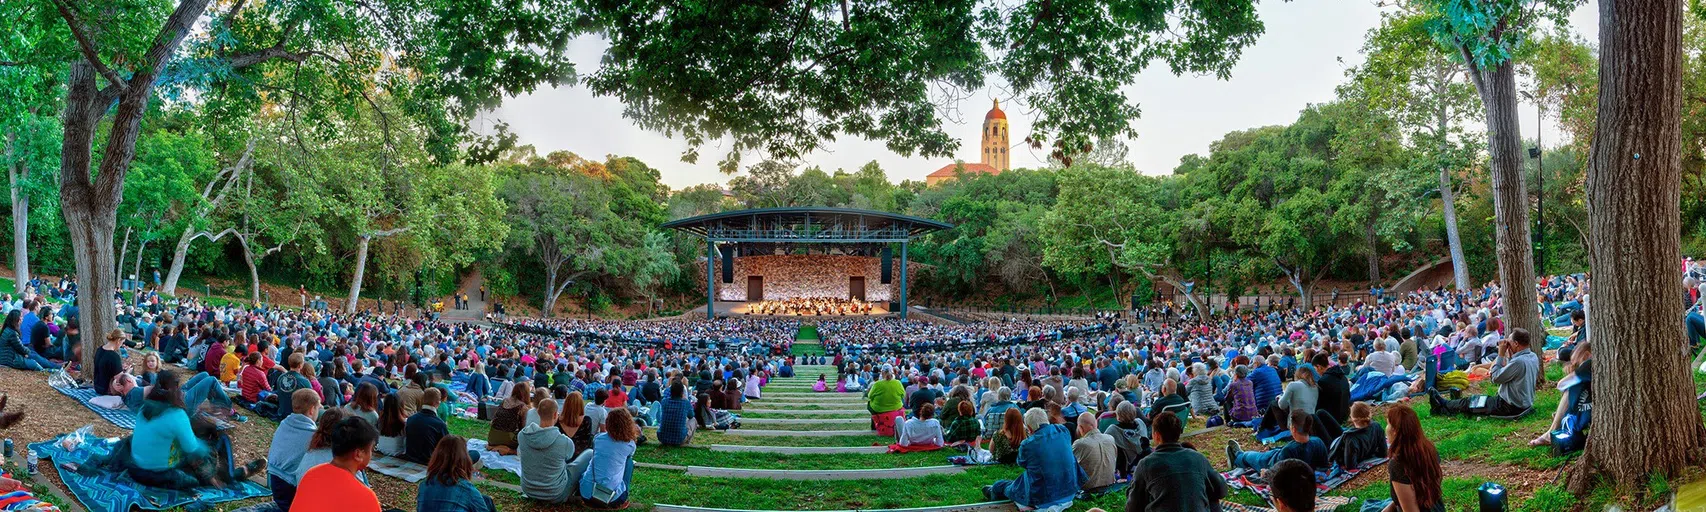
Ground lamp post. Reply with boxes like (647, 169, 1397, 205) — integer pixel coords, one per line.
(1525, 91, 1547, 277)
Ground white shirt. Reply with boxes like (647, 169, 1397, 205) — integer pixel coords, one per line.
(896, 418, 944, 447)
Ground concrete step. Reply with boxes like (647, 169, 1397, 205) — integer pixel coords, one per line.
(653, 501, 1017, 512)
(707, 444, 889, 455)
(680, 465, 964, 481)
(715, 429, 880, 437)
(741, 408, 868, 416)
(740, 417, 867, 425)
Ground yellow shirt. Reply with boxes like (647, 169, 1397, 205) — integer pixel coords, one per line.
(220, 352, 241, 383)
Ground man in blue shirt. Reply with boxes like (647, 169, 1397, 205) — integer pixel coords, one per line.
(1225, 409, 1329, 472)
(1248, 356, 1282, 413)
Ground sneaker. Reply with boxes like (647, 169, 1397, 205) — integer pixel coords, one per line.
(982, 485, 995, 501)
(1225, 440, 1241, 464)
(1427, 390, 1449, 413)
(232, 458, 267, 482)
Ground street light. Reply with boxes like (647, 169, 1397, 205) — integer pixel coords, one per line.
(1524, 90, 1547, 277)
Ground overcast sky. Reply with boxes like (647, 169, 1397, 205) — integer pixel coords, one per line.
(490, 1, 1601, 191)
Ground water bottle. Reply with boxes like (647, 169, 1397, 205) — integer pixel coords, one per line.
(26, 449, 38, 475)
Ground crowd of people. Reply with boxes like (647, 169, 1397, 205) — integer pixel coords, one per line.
(743, 297, 881, 316)
(0, 257, 1684, 511)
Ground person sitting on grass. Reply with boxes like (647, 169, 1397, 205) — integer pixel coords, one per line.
(1267, 459, 1317, 512)
(268, 389, 323, 511)
(1148, 378, 1189, 424)
(989, 407, 1026, 465)
(1330, 402, 1387, 469)
(1531, 341, 1592, 448)
(867, 368, 906, 434)
(520, 397, 584, 504)
(1126, 409, 1225, 512)
(1429, 328, 1539, 418)
(944, 400, 982, 446)
(486, 381, 532, 456)
(375, 394, 407, 457)
(291, 416, 383, 512)
(1224, 365, 1260, 426)
(897, 402, 946, 449)
(813, 373, 828, 392)
(578, 408, 640, 509)
(128, 371, 265, 490)
(657, 381, 696, 447)
(1382, 404, 1444, 512)
(1226, 409, 1329, 473)
(1071, 413, 1116, 490)
(982, 408, 1086, 510)
(404, 388, 450, 464)
(1104, 401, 1150, 478)
(0, 310, 57, 371)
(417, 435, 497, 512)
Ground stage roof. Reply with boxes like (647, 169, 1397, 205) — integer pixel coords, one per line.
(662, 207, 952, 243)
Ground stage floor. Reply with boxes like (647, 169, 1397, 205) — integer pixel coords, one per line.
(710, 301, 891, 317)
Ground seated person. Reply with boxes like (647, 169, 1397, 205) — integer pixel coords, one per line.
(812, 374, 828, 392)
(487, 382, 533, 455)
(237, 352, 272, 405)
(1127, 411, 1225, 511)
(127, 372, 263, 490)
(1225, 410, 1329, 473)
(1223, 366, 1260, 425)
(1329, 402, 1387, 469)
(866, 370, 906, 434)
(375, 394, 408, 457)
(1532, 341, 1593, 447)
(1149, 378, 1190, 425)
(896, 403, 945, 449)
(988, 407, 1026, 465)
(943, 400, 982, 445)
(1103, 402, 1150, 478)
(1429, 328, 1539, 417)
(417, 435, 497, 512)
(982, 408, 1086, 510)
(519, 398, 586, 504)
(1267, 459, 1317, 512)
(1071, 413, 1116, 490)
(267, 389, 324, 511)
(656, 382, 695, 447)
(92, 330, 128, 396)
(291, 416, 384, 512)
(404, 388, 450, 464)
(578, 408, 640, 509)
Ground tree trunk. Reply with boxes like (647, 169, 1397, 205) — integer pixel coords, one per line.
(133, 239, 146, 286)
(1474, 60, 1544, 352)
(346, 235, 371, 313)
(1440, 165, 1471, 290)
(1571, 0, 1706, 490)
(237, 234, 261, 304)
(1364, 220, 1380, 282)
(542, 268, 560, 319)
(161, 224, 195, 296)
(115, 227, 130, 286)
(7, 131, 27, 295)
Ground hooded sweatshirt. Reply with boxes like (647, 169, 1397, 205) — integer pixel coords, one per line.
(517, 423, 577, 503)
(267, 413, 318, 484)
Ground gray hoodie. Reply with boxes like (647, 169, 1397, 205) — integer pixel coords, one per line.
(518, 423, 576, 503)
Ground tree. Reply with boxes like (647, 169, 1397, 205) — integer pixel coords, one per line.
(499, 159, 618, 317)
(1345, 12, 1483, 290)
(580, 0, 1267, 169)
(631, 231, 681, 317)
(1415, 0, 1577, 346)
(1041, 165, 1206, 314)
(41, 0, 577, 371)
(1569, 0, 1706, 491)
(159, 138, 252, 296)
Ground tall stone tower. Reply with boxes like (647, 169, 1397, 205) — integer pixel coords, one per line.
(981, 99, 1009, 172)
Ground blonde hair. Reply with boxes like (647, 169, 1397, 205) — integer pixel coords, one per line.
(1350, 401, 1373, 427)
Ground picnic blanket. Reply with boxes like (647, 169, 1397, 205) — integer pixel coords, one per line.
(466, 438, 524, 479)
(1222, 457, 1388, 501)
(50, 385, 135, 430)
(368, 455, 429, 483)
(0, 488, 61, 511)
(1219, 495, 1355, 512)
(29, 435, 270, 512)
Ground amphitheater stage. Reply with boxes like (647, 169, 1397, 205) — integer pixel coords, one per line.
(700, 301, 891, 317)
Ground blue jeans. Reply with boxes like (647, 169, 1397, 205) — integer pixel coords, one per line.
(464, 373, 493, 398)
(1687, 312, 1706, 348)
(184, 373, 233, 413)
(1233, 449, 1284, 471)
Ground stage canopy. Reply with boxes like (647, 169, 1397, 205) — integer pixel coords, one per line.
(664, 207, 953, 319)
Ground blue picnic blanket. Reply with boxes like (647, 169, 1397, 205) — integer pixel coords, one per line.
(1349, 373, 1413, 403)
(29, 435, 270, 512)
(50, 385, 135, 430)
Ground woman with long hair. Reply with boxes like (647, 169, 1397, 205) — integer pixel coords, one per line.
(344, 382, 381, 426)
(376, 393, 408, 456)
(417, 435, 496, 512)
(989, 407, 1027, 464)
(558, 391, 594, 458)
(1384, 404, 1444, 512)
(128, 371, 263, 489)
(487, 381, 532, 455)
(0, 310, 49, 371)
(579, 408, 639, 509)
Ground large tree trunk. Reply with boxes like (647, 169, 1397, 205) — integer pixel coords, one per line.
(1440, 165, 1471, 290)
(346, 235, 371, 313)
(161, 225, 195, 296)
(1474, 61, 1544, 354)
(541, 268, 560, 318)
(7, 131, 27, 295)
(1364, 220, 1380, 282)
(1572, 0, 1706, 490)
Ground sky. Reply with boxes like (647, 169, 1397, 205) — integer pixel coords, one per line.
(490, 1, 1602, 191)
